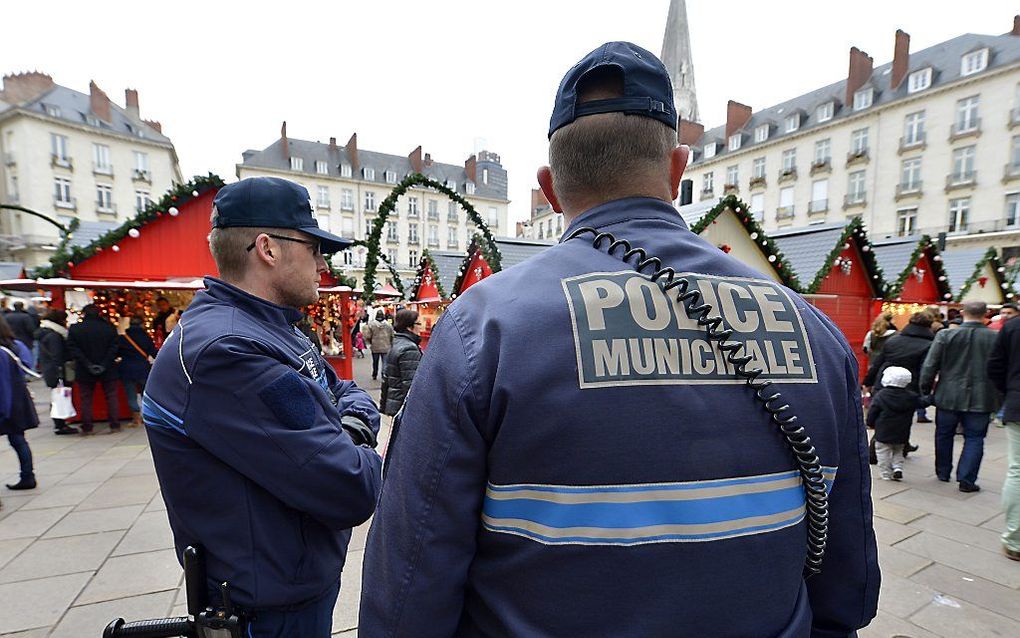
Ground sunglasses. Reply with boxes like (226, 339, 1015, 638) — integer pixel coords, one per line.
(246, 234, 322, 257)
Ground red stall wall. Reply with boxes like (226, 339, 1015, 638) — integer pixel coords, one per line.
(896, 252, 940, 303)
(809, 242, 876, 380)
(457, 252, 493, 295)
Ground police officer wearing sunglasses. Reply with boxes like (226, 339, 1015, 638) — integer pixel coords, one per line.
(144, 176, 382, 637)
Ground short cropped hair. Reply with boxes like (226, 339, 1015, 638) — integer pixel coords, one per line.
(962, 300, 987, 319)
(208, 207, 272, 281)
(393, 309, 419, 332)
(908, 311, 933, 327)
(548, 67, 677, 210)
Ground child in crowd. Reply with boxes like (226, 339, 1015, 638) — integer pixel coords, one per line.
(866, 366, 927, 481)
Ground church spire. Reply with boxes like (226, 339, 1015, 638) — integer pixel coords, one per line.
(661, 0, 699, 123)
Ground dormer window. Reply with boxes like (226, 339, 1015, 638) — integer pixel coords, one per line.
(754, 124, 769, 143)
(447, 179, 457, 191)
(363, 167, 375, 180)
(816, 102, 834, 123)
(44, 104, 61, 118)
(961, 48, 988, 76)
(315, 160, 328, 175)
(784, 113, 800, 133)
(466, 181, 476, 195)
(908, 68, 932, 93)
(290, 157, 303, 171)
(703, 142, 718, 159)
(728, 134, 741, 151)
(340, 163, 352, 178)
(853, 88, 873, 111)
(385, 170, 397, 184)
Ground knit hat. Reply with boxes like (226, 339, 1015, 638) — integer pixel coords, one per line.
(881, 366, 912, 389)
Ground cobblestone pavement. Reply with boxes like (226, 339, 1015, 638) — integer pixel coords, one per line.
(0, 353, 1015, 636)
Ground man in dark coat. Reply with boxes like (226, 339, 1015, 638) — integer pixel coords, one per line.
(920, 301, 1001, 492)
(380, 309, 422, 416)
(987, 306, 1020, 560)
(864, 311, 935, 430)
(36, 309, 76, 435)
(66, 305, 121, 434)
(6, 301, 38, 350)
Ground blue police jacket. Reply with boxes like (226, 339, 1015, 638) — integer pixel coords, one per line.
(360, 198, 880, 637)
(143, 277, 382, 610)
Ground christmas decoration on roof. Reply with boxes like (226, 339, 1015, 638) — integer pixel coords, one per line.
(409, 249, 448, 301)
(35, 174, 225, 278)
(450, 233, 503, 299)
(688, 194, 801, 291)
(801, 217, 885, 295)
(955, 247, 1015, 302)
(881, 235, 951, 301)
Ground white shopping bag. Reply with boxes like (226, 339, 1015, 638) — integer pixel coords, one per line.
(50, 383, 77, 420)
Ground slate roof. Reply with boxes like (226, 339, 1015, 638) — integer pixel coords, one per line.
(0, 262, 25, 279)
(67, 221, 119, 250)
(678, 198, 721, 226)
(5, 85, 170, 144)
(428, 250, 466, 296)
(690, 31, 1020, 164)
(871, 236, 925, 280)
(494, 236, 556, 269)
(768, 223, 848, 283)
(941, 247, 989, 295)
(240, 137, 509, 201)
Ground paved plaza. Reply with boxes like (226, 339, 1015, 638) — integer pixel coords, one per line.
(0, 354, 1017, 636)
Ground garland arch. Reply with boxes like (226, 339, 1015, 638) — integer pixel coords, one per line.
(359, 173, 501, 302)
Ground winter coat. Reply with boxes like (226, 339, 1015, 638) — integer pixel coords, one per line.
(988, 317, 1020, 422)
(0, 339, 39, 436)
(920, 321, 1001, 413)
(866, 386, 925, 444)
(362, 319, 395, 354)
(66, 315, 120, 381)
(862, 328, 896, 357)
(381, 331, 422, 416)
(117, 326, 158, 383)
(863, 323, 934, 392)
(36, 320, 69, 389)
(6, 310, 38, 348)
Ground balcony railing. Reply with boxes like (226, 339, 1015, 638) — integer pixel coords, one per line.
(51, 155, 73, 170)
(843, 193, 867, 208)
(1010, 108, 1020, 129)
(777, 168, 797, 183)
(895, 181, 923, 199)
(1004, 163, 1020, 183)
(749, 175, 767, 189)
(54, 196, 77, 210)
(898, 135, 926, 154)
(96, 202, 117, 215)
(386, 235, 400, 244)
(131, 169, 151, 183)
(427, 239, 440, 248)
(427, 211, 440, 221)
(408, 237, 420, 245)
(809, 159, 831, 176)
(950, 118, 982, 140)
(945, 172, 977, 191)
(488, 218, 499, 229)
(776, 206, 795, 220)
(846, 149, 869, 166)
(700, 188, 715, 201)
(808, 199, 828, 213)
(408, 209, 419, 218)
(447, 240, 459, 249)
(316, 201, 331, 210)
(341, 230, 356, 239)
(93, 163, 113, 176)
(447, 212, 459, 223)
(340, 203, 354, 211)
(910, 218, 1020, 238)
(723, 182, 739, 194)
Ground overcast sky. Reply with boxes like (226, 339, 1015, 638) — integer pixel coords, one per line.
(2, 0, 1016, 225)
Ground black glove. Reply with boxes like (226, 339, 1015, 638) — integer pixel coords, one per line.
(341, 416, 378, 449)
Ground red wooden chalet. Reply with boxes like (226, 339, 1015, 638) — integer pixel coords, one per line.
(451, 236, 556, 298)
(870, 236, 952, 326)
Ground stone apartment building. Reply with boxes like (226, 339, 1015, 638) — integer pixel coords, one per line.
(0, 72, 182, 268)
(237, 124, 509, 286)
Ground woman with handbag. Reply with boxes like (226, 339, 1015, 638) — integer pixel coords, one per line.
(37, 310, 77, 435)
(117, 315, 158, 427)
(0, 314, 39, 491)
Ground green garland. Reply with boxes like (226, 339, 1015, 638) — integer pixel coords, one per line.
(324, 261, 358, 289)
(35, 173, 225, 278)
(689, 194, 802, 291)
(882, 235, 951, 301)
(954, 247, 1014, 302)
(360, 173, 498, 303)
(803, 217, 886, 295)
(350, 239, 405, 298)
(450, 233, 505, 299)
(409, 249, 447, 301)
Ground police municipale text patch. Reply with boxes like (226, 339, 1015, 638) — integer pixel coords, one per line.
(561, 271, 817, 388)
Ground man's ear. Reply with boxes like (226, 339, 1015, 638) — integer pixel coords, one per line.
(670, 145, 690, 201)
(253, 233, 277, 265)
(537, 166, 563, 214)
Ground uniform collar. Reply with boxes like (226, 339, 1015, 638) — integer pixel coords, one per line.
(201, 276, 304, 326)
(560, 197, 686, 242)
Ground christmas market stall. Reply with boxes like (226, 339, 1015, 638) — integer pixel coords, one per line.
(770, 219, 885, 376)
(683, 194, 800, 288)
(940, 246, 1015, 305)
(870, 235, 952, 327)
(407, 249, 465, 348)
(451, 236, 556, 298)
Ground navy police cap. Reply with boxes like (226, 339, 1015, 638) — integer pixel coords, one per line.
(212, 177, 351, 254)
(549, 41, 677, 139)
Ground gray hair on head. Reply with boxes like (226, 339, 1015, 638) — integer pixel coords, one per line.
(962, 300, 987, 319)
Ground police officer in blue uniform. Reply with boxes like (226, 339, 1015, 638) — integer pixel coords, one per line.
(144, 177, 382, 637)
(360, 43, 879, 637)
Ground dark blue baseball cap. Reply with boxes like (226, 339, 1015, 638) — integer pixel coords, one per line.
(212, 176, 351, 254)
(548, 41, 677, 139)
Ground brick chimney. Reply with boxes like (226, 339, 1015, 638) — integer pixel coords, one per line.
(124, 88, 140, 118)
(143, 119, 162, 133)
(409, 145, 423, 173)
(845, 47, 874, 104)
(328, 136, 337, 153)
(531, 188, 549, 215)
(725, 101, 752, 138)
(281, 121, 289, 159)
(0, 71, 55, 104)
(345, 133, 358, 171)
(424, 152, 433, 167)
(465, 154, 477, 182)
(890, 30, 911, 90)
(678, 120, 705, 147)
(89, 81, 111, 122)
(1012, 15, 1020, 36)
